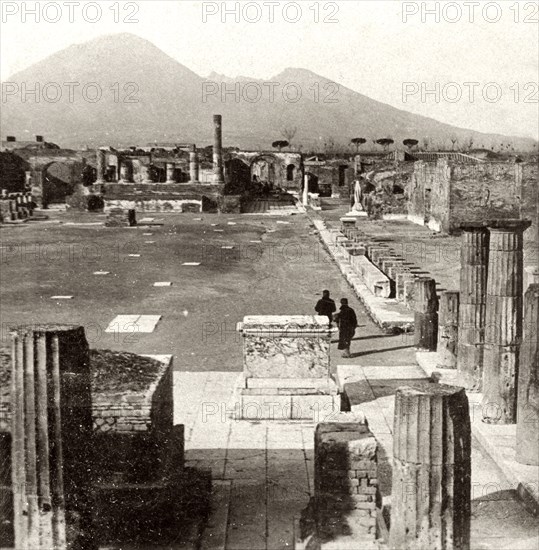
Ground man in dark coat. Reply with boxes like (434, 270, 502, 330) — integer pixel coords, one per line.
(334, 298, 358, 358)
(315, 290, 336, 326)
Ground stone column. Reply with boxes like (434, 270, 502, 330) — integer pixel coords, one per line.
(457, 225, 489, 391)
(516, 284, 539, 464)
(140, 165, 153, 184)
(212, 115, 225, 184)
(438, 291, 460, 368)
(390, 383, 471, 550)
(95, 149, 106, 184)
(10, 325, 94, 550)
(189, 147, 199, 183)
(482, 220, 531, 424)
(166, 163, 176, 184)
(414, 277, 439, 351)
(303, 174, 309, 206)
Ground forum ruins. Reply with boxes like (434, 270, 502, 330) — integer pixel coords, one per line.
(0, 114, 538, 550)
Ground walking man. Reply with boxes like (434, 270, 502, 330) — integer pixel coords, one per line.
(315, 290, 336, 326)
(334, 298, 358, 358)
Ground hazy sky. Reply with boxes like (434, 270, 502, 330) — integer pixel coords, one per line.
(1, 0, 538, 139)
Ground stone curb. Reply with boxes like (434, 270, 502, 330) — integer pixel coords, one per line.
(310, 216, 414, 334)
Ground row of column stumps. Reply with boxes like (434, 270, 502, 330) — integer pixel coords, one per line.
(10, 325, 94, 550)
(94, 147, 200, 184)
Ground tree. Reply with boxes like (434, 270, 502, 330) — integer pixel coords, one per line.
(466, 136, 474, 151)
(272, 140, 289, 152)
(376, 138, 394, 152)
(422, 137, 430, 151)
(281, 126, 297, 149)
(450, 134, 458, 150)
(403, 138, 419, 151)
(350, 137, 367, 153)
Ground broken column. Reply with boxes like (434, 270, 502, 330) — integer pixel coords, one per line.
(457, 224, 489, 391)
(95, 149, 106, 184)
(166, 162, 176, 184)
(189, 146, 199, 183)
(516, 284, 539, 465)
(390, 384, 471, 550)
(482, 220, 531, 424)
(414, 277, 439, 351)
(212, 115, 225, 184)
(10, 325, 94, 550)
(438, 291, 460, 368)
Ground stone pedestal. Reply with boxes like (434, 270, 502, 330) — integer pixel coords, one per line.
(390, 383, 471, 550)
(516, 284, 539, 464)
(237, 316, 339, 420)
(482, 220, 531, 424)
(10, 325, 94, 550)
(438, 291, 460, 368)
(314, 415, 379, 544)
(414, 278, 439, 351)
(457, 225, 489, 391)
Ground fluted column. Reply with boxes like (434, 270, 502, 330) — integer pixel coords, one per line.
(11, 325, 94, 550)
(213, 114, 225, 184)
(390, 384, 471, 550)
(189, 147, 199, 183)
(457, 225, 489, 391)
(438, 291, 460, 368)
(95, 149, 106, 184)
(414, 277, 439, 351)
(482, 220, 531, 424)
(516, 284, 539, 464)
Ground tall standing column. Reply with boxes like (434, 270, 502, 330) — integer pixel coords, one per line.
(390, 384, 471, 550)
(189, 146, 199, 183)
(438, 291, 460, 368)
(11, 325, 94, 549)
(212, 114, 225, 184)
(140, 165, 153, 184)
(95, 149, 106, 184)
(516, 284, 539, 464)
(414, 277, 439, 351)
(482, 220, 531, 424)
(457, 225, 489, 391)
(303, 174, 309, 206)
(166, 163, 176, 184)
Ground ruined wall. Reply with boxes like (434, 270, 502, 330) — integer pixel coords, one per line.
(0, 152, 27, 192)
(428, 159, 451, 232)
(408, 161, 436, 226)
(448, 161, 520, 232)
(517, 162, 538, 252)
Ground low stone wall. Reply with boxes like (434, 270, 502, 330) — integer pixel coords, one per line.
(104, 198, 202, 213)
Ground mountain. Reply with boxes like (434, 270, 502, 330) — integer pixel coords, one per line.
(1, 33, 535, 151)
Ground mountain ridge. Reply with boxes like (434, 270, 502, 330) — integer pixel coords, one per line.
(2, 33, 535, 151)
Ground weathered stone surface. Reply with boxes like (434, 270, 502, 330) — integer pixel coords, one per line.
(438, 291, 459, 368)
(516, 284, 539, 465)
(414, 278, 439, 351)
(390, 383, 471, 550)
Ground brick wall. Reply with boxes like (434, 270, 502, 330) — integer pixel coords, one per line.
(314, 416, 380, 542)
